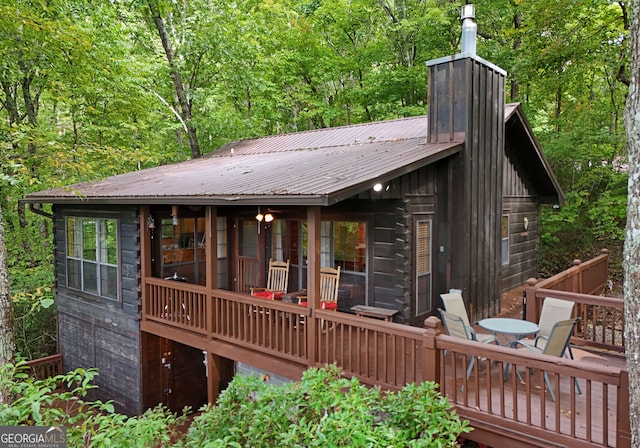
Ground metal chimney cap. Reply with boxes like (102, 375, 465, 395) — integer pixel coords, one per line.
(461, 4, 475, 20)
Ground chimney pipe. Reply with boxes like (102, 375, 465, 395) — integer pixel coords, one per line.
(460, 4, 477, 56)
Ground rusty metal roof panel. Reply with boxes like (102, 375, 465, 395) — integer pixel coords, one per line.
(211, 115, 429, 157)
(26, 114, 463, 205)
(26, 105, 562, 206)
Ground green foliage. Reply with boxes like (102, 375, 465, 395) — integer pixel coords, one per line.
(0, 362, 188, 447)
(0, 363, 467, 447)
(10, 266, 57, 359)
(184, 364, 470, 447)
(538, 165, 628, 277)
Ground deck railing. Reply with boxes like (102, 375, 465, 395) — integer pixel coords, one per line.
(142, 281, 630, 447)
(526, 288, 625, 353)
(210, 289, 308, 362)
(312, 310, 426, 390)
(429, 315, 630, 448)
(23, 353, 63, 380)
(525, 249, 624, 353)
(145, 277, 209, 335)
(531, 249, 610, 296)
(140, 249, 630, 447)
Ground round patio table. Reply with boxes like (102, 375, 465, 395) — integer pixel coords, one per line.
(478, 318, 539, 347)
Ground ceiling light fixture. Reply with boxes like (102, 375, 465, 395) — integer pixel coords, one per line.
(171, 205, 179, 226)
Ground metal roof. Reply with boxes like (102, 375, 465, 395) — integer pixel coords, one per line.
(24, 105, 562, 206)
(26, 116, 462, 206)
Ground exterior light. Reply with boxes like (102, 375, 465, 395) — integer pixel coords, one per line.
(373, 183, 383, 192)
(264, 213, 274, 223)
(255, 212, 264, 222)
(147, 215, 155, 229)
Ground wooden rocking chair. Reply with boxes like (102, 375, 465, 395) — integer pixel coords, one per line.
(298, 266, 341, 310)
(298, 267, 341, 330)
(250, 259, 290, 300)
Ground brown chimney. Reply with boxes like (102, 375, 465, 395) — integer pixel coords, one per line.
(426, 4, 506, 143)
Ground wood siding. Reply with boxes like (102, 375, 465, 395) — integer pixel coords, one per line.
(501, 118, 543, 291)
(53, 205, 142, 415)
(502, 197, 539, 291)
(429, 56, 506, 322)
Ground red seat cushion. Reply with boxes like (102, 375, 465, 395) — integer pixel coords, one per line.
(298, 301, 337, 310)
(251, 291, 274, 300)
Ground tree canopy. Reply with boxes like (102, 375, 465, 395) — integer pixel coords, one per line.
(0, 0, 631, 357)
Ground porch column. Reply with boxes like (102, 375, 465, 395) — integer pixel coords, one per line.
(205, 206, 218, 290)
(140, 205, 152, 316)
(205, 207, 217, 342)
(306, 205, 321, 366)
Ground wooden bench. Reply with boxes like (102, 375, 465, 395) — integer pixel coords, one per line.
(351, 305, 398, 322)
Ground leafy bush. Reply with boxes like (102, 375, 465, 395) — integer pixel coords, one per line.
(183, 364, 470, 447)
(0, 363, 469, 447)
(0, 362, 187, 447)
(10, 267, 57, 359)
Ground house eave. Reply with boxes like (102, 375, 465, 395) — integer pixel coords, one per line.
(20, 194, 333, 207)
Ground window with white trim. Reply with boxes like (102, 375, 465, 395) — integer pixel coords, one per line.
(501, 214, 510, 266)
(415, 219, 432, 315)
(66, 217, 119, 299)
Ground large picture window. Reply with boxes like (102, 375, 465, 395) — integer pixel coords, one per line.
(66, 217, 119, 299)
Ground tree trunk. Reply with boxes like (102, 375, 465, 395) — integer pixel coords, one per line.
(147, 0, 201, 159)
(623, 1, 640, 446)
(0, 204, 16, 404)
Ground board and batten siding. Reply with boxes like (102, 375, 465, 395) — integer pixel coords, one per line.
(53, 205, 143, 415)
(502, 133, 542, 291)
(502, 198, 539, 291)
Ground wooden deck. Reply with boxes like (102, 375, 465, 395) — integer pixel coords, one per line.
(139, 274, 630, 448)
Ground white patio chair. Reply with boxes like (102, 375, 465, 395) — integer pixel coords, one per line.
(440, 292, 495, 344)
(514, 317, 582, 401)
(438, 308, 487, 380)
(519, 297, 575, 357)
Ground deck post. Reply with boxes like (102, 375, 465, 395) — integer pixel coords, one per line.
(306, 206, 321, 367)
(617, 368, 631, 448)
(205, 207, 217, 340)
(524, 277, 538, 324)
(423, 316, 443, 386)
(140, 205, 152, 322)
(572, 259, 582, 293)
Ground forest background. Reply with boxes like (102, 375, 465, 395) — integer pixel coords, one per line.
(0, 0, 630, 360)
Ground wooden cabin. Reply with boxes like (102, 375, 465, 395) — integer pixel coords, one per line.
(24, 13, 563, 416)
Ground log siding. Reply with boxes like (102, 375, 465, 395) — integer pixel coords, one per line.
(54, 205, 143, 414)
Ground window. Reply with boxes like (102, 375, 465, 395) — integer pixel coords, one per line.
(300, 220, 367, 306)
(501, 214, 510, 266)
(415, 219, 432, 315)
(301, 220, 367, 273)
(160, 217, 207, 285)
(217, 216, 229, 289)
(66, 217, 119, 299)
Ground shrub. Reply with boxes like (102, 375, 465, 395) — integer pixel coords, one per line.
(184, 364, 470, 447)
(0, 362, 187, 447)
